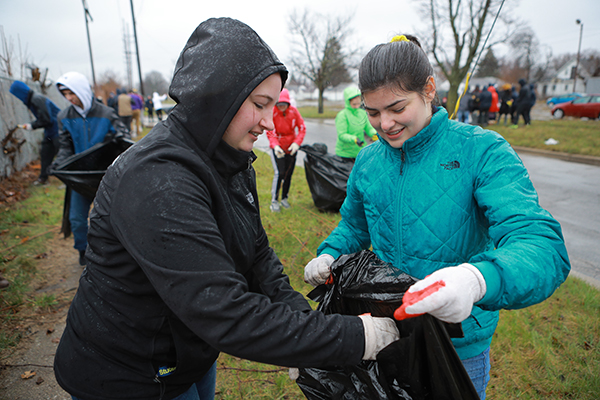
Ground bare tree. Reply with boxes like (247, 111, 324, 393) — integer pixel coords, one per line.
(419, 0, 517, 113)
(288, 9, 356, 113)
(581, 50, 600, 77)
(143, 70, 169, 96)
(97, 70, 124, 104)
(0, 26, 15, 77)
(509, 27, 540, 81)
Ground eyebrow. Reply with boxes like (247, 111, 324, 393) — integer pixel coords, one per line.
(254, 94, 275, 103)
(364, 99, 406, 111)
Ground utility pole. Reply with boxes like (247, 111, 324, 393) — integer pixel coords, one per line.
(573, 19, 583, 93)
(123, 22, 133, 89)
(82, 0, 97, 88)
(130, 0, 145, 97)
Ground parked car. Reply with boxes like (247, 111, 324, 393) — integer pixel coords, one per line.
(551, 95, 600, 119)
(546, 93, 584, 107)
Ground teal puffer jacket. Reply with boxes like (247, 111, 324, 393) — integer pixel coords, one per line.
(318, 108, 570, 359)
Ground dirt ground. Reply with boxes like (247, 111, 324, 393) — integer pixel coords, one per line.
(0, 168, 80, 399)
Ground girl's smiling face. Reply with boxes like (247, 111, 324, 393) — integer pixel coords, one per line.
(222, 73, 281, 152)
(362, 77, 436, 149)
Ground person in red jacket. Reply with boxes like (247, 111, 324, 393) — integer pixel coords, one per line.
(266, 89, 306, 212)
(487, 84, 499, 123)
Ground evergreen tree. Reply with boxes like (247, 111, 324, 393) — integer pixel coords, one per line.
(476, 48, 499, 77)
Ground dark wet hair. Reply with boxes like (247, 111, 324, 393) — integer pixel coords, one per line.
(359, 34, 435, 105)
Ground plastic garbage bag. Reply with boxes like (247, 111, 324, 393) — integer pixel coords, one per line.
(296, 250, 479, 400)
(51, 136, 134, 200)
(300, 143, 354, 212)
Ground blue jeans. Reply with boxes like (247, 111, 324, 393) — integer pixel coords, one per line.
(457, 110, 470, 123)
(69, 191, 93, 251)
(71, 362, 217, 400)
(172, 362, 217, 400)
(462, 347, 491, 399)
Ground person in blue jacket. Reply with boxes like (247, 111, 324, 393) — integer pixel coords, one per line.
(50, 72, 128, 266)
(9, 80, 61, 185)
(304, 34, 570, 399)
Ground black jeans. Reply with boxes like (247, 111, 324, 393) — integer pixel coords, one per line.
(40, 136, 60, 180)
(270, 151, 297, 202)
(513, 104, 532, 125)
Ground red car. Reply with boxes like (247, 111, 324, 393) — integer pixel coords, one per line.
(551, 95, 600, 119)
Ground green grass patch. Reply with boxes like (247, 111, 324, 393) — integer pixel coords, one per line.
(0, 145, 598, 398)
(490, 119, 600, 157)
(0, 178, 64, 331)
(297, 106, 342, 119)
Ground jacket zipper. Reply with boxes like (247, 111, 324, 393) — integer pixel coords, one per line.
(396, 148, 406, 269)
(399, 148, 405, 175)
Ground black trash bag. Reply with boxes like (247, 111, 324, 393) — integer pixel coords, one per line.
(51, 136, 134, 201)
(300, 143, 354, 212)
(296, 250, 479, 400)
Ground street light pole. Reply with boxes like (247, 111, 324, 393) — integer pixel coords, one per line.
(130, 0, 145, 97)
(82, 0, 97, 89)
(573, 19, 583, 93)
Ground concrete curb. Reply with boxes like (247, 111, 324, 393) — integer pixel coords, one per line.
(512, 146, 600, 167)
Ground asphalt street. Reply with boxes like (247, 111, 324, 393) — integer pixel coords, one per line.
(257, 118, 600, 288)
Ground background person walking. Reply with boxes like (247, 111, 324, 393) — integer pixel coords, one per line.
(153, 91, 168, 121)
(266, 88, 306, 212)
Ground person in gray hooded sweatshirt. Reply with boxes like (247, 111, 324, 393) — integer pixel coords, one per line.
(50, 72, 127, 265)
(53, 18, 399, 400)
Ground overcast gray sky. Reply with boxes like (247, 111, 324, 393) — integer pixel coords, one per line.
(1, 0, 599, 87)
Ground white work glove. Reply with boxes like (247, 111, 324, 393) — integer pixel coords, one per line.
(274, 145, 285, 158)
(288, 142, 300, 156)
(359, 314, 400, 360)
(304, 254, 334, 286)
(18, 124, 32, 130)
(398, 263, 486, 324)
(289, 368, 299, 380)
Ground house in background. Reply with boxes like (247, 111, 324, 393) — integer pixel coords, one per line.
(538, 59, 587, 98)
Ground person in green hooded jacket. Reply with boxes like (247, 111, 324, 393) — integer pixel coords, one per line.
(334, 86, 377, 159)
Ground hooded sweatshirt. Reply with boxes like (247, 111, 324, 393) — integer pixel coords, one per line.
(335, 86, 377, 158)
(266, 89, 306, 153)
(153, 92, 167, 110)
(9, 80, 61, 140)
(52, 73, 127, 167)
(53, 18, 364, 400)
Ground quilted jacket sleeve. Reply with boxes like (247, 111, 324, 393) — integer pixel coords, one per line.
(335, 110, 356, 144)
(469, 135, 570, 311)
(292, 108, 306, 145)
(317, 166, 371, 259)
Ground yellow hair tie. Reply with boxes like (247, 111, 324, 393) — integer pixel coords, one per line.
(391, 35, 409, 43)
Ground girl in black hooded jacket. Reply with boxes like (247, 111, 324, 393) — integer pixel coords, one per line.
(53, 18, 399, 400)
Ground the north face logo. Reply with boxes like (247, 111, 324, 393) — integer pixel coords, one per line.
(441, 161, 460, 170)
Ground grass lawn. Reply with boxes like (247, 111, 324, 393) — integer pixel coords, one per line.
(0, 129, 598, 398)
(491, 119, 600, 158)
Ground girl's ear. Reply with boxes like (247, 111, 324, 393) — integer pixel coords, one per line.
(424, 76, 436, 102)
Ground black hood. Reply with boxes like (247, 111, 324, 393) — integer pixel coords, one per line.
(168, 18, 288, 156)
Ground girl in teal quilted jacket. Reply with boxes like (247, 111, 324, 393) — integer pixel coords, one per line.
(304, 34, 570, 399)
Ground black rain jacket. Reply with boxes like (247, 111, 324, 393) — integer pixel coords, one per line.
(53, 18, 363, 400)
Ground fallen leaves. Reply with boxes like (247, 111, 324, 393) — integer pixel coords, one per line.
(21, 370, 36, 379)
